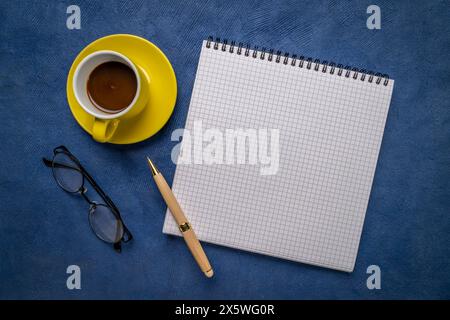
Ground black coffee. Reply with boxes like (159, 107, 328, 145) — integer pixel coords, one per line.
(87, 61, 137, 113)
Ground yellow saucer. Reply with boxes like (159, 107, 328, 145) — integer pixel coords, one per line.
(67, 34, 177, 144)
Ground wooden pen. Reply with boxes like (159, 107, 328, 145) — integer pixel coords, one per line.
(146, 157, 214, 278)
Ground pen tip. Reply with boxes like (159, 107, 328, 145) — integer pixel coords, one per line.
(146, 157, 159, 176)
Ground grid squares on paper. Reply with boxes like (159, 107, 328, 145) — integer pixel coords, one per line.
(163, 41, 394, 272)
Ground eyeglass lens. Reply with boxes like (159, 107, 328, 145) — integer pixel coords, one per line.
(52, 152, 83, 193)
(89, 204, 124, 243)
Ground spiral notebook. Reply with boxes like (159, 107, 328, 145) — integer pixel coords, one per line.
(163, 37, 394, 272)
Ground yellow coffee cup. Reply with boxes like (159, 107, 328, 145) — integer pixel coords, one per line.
(73, 50, 149, 143)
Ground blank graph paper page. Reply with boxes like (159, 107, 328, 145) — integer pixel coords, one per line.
(163, 40, 394, 272)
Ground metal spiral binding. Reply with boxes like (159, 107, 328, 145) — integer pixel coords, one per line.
(205, 36, 389, 86)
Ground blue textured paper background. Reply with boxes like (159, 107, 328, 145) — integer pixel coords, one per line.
(0, 0, 449, 299)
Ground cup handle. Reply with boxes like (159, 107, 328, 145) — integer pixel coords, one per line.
(92, 118, 120, 143)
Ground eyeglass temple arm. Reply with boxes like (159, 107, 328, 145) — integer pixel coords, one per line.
(43, 158, 81, 171)
(122, 225, 133, 242)
(42, 158, 53, 167)
(77, 165, 121, 214)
